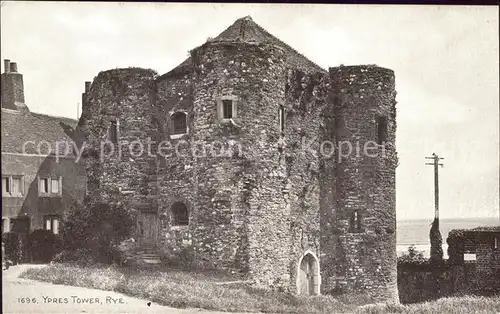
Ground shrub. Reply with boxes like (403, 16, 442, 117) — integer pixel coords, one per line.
(398, 245, 427, 264)
(3, 232, 27, 264)
(60, 197, 134, 264)
(28, 229, 62, 263)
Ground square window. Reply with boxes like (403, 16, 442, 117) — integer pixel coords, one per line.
(171, 112, 187, 135)
(40, 178, 49, 194)
(51, 178, 60, 194)
(222, 100, 233, 119)
(2, 177, 10, 196)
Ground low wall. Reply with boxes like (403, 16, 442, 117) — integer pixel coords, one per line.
(397, 261, 500, 304)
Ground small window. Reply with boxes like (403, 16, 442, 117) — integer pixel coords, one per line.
(171, 112, 187, 135)
(2, 177, 10, 196)
(349, 211, 363, 233)
(39, 177, 61, 195)
(171, 202, 189, 226)
(51, 178, 60, 194)
(377, 116, 388, 145)
(2, 176, 23, 197)
(279, 105, 285, 133)
(44, 215, 60, 234)
(109, 120, 118, 144)
(494, 236, 499, 250)
(222, 100, 233, 119)
(40, 178, 49, 194)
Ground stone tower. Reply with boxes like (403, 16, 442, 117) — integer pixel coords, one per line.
(79, 16, 399, 303)
(321, 65, 399, 302)
(81, 68, 159, 244)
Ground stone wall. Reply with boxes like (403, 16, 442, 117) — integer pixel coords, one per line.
(447, 228, 500, 292)
(398, 261, 499, 304)
(285, 69, 329, 293)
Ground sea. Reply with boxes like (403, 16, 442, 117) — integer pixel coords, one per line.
(396, 217, 499, 258)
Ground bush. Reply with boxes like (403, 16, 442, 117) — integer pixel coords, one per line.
(60, 197, 134, 264)
(28, 229, 62, 263)
(3, 232, 28, 264)
(398, 245, 427, 264)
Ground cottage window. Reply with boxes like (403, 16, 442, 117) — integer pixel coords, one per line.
(51, 178, 60, 194)
(39, 178, 49, 194)
(44, 215, 60, 234)
(39, 177, 62, 196)
(171, 202, 189, 226)
(222, 100, 233, 119)
(2, 176, 23, 197)
(2, 177, 10, 196)
(12, 177, 22, 195)
(279, 105, 285, 133)
(109, 120, 118, 144)
(171, 112, 188, 135)
(377, 116, 388, 145)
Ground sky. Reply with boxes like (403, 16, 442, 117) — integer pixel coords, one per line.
(1, 2, 499, 221)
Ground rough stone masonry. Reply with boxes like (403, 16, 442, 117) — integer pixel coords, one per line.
(79, 16, 399, 302)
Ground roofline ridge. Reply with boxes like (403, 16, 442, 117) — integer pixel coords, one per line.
(31, 111, 78, 123)
(250, 19, 326, 72)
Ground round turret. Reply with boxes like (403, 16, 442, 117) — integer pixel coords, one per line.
(329, 65, 399, 302)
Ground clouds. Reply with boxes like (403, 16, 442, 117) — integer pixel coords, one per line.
(1, 3, 498, 220)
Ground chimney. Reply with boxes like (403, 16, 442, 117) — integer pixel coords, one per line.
(1, 59, 28, 112)
(85, 81, 91, 93)
(4, 59, 10, 73)
(10, 62, 17, 73)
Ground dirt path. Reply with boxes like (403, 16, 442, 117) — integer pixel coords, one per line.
(2, 264, 252, 314)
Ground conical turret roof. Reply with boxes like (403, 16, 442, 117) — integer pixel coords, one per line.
(162, 16, 325, 77)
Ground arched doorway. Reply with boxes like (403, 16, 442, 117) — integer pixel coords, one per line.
(297, 251, 320, 296)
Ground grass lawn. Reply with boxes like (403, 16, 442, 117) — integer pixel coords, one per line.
(21, 263, 500, 314)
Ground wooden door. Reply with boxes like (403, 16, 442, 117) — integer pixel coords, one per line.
(299, 254, 316, 295)
(137, 212, 158, 248)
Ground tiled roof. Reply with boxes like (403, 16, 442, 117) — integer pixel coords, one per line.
(1, 108, 79, 156)
(161, 16, 326, 78)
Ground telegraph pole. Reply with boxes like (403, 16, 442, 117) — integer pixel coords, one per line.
(425, 153, 444, 219)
